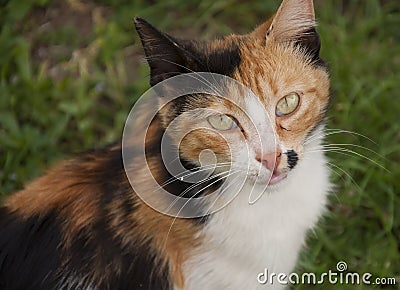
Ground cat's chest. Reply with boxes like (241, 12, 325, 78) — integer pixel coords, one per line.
(182, 188, 304, 290)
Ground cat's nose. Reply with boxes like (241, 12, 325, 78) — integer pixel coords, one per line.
(256, 150, 282, 172)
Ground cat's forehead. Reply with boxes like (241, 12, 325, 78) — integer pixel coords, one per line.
(206, 36, 326, 105)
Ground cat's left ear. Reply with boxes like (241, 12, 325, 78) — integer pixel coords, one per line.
(253, 0, 320, 60)
(134, 17, 202, 87)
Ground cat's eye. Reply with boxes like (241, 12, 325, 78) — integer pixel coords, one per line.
(276, 93, 300, 116)
(207, 114, 237, 131)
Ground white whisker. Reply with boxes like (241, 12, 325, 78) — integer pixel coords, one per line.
(307, 148, 388, 172)
(322, 143, 387, 161)
(305, 128, 378, 145)
(326, 162, 362, 191)
(157, 162, 232, 190)
(202, 173, 243, 214)
(165, 169, 237, 212)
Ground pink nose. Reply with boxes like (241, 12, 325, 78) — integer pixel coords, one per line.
(256, 150, 282, 172)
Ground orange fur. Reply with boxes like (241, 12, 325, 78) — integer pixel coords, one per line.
(4, 137, 200, 288)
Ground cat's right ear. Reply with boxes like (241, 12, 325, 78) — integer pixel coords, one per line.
(134, 17, 199, 87)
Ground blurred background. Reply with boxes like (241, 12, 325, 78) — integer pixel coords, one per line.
(0, 0, 399, 288)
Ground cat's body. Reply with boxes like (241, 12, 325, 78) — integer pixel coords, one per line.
(0, 0, 331, 289)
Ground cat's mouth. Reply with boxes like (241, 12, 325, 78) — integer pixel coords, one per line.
(268, 170, 287, 185)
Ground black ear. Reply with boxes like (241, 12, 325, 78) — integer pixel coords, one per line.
(294, 27, 321, 62)
(134, 17, 201, 86)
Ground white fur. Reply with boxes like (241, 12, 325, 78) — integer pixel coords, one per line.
(244, 94, 277, 155)
(180, 131, 330, 290)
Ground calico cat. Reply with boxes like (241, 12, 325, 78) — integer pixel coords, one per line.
(0, 0, 331, 289)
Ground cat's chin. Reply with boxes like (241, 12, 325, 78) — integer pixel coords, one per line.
(268, 171, 288, 185)
(249, 170, 288, 186)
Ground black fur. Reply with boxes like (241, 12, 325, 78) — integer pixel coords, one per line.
(293, 27, 329, 69)
(295, 28, 320, 62)
(64, 214, 170, 290)
(197, 38, 242, 77)
(285, 150, 299, 169)
(145, 116, 223, 203)
(0, 208, 62, 290)
(0, 147, 172, 290)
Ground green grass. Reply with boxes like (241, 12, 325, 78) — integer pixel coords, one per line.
(0, 0, 399, 289)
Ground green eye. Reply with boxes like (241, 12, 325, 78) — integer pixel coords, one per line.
(208, 114, 237, 131)
(276, 92, 300, 116)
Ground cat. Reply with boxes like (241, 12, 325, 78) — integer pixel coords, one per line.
(0, 0, 331, 289)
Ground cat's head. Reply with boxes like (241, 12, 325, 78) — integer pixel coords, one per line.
(134, 0, 330, 189)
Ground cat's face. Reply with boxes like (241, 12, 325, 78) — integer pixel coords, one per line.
(229, 42, 330, 185)
(135, 0, 330, 189)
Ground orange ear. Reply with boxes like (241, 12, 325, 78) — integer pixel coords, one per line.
(253, 0, 315, 42)
(252, 0, 320, 60)
(268, 0, 315, 43)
